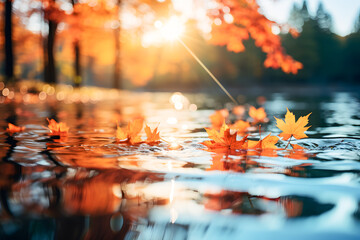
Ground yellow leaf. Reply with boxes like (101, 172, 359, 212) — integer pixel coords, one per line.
(116, 118, 144, 144)
(274, 108, 311, 140)
(246, 134, 278, 149)
(145, 124, 160, 143)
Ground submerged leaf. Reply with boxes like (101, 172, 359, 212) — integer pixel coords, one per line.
(291, 144, 305, 149)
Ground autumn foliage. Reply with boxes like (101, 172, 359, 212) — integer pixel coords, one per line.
(249, 106, 267, 123)
(202, 123, 248, 150)
(116, 119, 144, 144)
(209, 0, 303, 74)
(7, 0, 304, 88)
(47, 118, 70, 136)
(275, 108, 311, 140)
(6, 123, 25, 134)
(116, 119, 161, 145)
(202, 107, 311, 152)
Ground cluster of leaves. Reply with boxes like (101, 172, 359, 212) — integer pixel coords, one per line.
(5, 107, 311, 158)
(209, 0, 303, 74)
(210, 106, 267, 131)
(6, 118, 69, 136)
(203, 108, 311, 152)
(116, 118, 160, 145)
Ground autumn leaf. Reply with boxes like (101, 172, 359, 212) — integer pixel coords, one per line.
(232, 105, 245, 116)
(210, 109, 228, 129)
(202, 123, 247, 150)
(291, 144, 305, 149)
(246, 134, 279, 149)
(116, 118, 143, 144)
(6, 123, 25, 134)
(249, 106, 267, 123)
(229, 120, 250, 135)
(274, 108, 311, 140)
(145, 124, 160, 144)
(284, 149, 309, 160)
(47, 118, 69, 136)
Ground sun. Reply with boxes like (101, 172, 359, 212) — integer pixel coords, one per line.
(157, 16, 185, 41)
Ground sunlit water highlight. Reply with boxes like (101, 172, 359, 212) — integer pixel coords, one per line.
(0, 89, 359, 239)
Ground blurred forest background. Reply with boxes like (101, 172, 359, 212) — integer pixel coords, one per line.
(1, 0, 360, 91)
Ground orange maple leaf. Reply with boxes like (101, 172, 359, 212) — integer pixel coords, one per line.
(202, 123, 247, 150)
(232, 105, 245, 116)
(47, 118, 69, 136)
(249, 106, 267, 123)
(116, 118, 143, 144)
(291, 144, 305, 150)
(274, 109, 311, 140)
(210, 109, 228, 129)
(145, 124, 160, 143)
(246, 134, 279, 149)
(284, 149, 309, 160)
(229, 120, 250, 135)
(6, 123, 25, 134)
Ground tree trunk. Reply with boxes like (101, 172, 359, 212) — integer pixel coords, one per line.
(4, 0, 14, 82)
(73, 41, 82, 87)
(113, 0, 122, 89)
(71, 0, 82, 87)
(44, 9, 57, 84)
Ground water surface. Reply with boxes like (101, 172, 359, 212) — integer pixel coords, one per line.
(0, 88, 359, 239)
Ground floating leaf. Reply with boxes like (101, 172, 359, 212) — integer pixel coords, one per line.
(210, 109, 228, 130)
(202, 123, 247, 150)
(249, 106, 267, 123)
(47, 118, 69, 136)
(230, 120, 250, 135)
(116, 118, 143, 144)
(246, 134, 279, 149)
(275, 108, 311, 140)
(145, 124, 160, 144)
(6, 123, 25, 134)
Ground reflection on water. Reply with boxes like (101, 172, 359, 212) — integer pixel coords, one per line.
(0, 89, 360, 239)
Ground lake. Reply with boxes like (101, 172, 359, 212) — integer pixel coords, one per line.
(0, 86, 359, 240)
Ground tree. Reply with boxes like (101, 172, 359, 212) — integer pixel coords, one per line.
(4, 0, 14, 82)
(315, 2, 333, 32)
(113, 0, 122, 89)
(71, 0, 82, 87)
(43, 0, 59, 84)
(314, 3, 341, 82)
(354, 11, 360, 32)
(344, 14, 360, 83)
(9, 0, 303, 87)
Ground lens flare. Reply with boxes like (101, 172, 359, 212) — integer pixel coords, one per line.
(142, 16, 185, 46)
(161, 16, 185, 41)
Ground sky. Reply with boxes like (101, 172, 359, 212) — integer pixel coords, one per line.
(257, 0, 360, 36)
